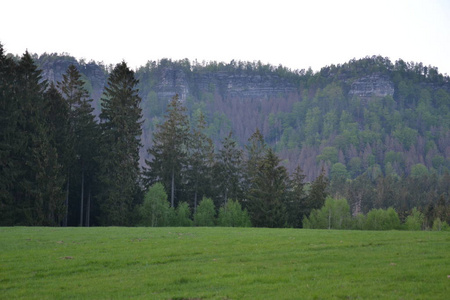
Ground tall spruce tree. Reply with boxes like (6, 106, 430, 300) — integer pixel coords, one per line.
(244, 129, 267, 197)
(98, 61, 142, 225)
(287, 165, 307, 228)
(58, 65, 98, 226)
(145, 94, 190, 207)
(14, 52, 65, 225)
(247, 148, 289, 228)
(44, 83, 70, 224)
(307, 166, 329, 211)
(0, 44, 19, 225)
(186, 111, 214, 213)
(214, 132, 244, 206)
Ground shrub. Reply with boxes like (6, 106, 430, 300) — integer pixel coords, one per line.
(404, 207, 425, 231)
(174, 202, 193, 227)
(364, 207, 400, 230)
(303, 197, 351, 229)
(139, 183, 172, 227)
(218, 200, 252, 227)
(432, 218, 449, 231)
(194, 197, 216, 226)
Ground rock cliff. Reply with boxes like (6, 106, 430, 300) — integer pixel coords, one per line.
(348, 74, 394, 100)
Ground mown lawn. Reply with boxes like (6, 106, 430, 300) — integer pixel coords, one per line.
(1, 227, 449, 299)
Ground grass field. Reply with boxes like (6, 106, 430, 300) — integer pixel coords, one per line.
(1, 227, 449, 299)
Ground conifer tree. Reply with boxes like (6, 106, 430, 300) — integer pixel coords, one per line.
(44, 83, 70, 224)
(14, 52, 64, 225)
(307, 166, 329, 211)
(0, 44, 19, 225)
(186, 111, 214, 213)
(244, 129, 267, 195)
(145, 94, 190, 207)
(214, 132, 244, 205)
(247, 148, 289, 228)
(98, 61, 142, 225)
(58, 64, 98, 226)
(286, 165, 307, 228)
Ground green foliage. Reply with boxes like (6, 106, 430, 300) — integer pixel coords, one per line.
(303, 197, 351, 229)
(145, 94, 190, 208)
(364, 208, 401, 230)
(410, 163, 428, 178)
(307, 167, 329, 211)
(139, 183, 172, 227)
(193, 197, 216, 226)
(217, 200, 251, 227)
(392, 125, 418, 150)
(316, 147, 338, 165)
(98, 61, 142, 226)
(247, 148, 289, 228)
(214, 132, 244, 205)
(174, 202, 193, 227)
(405, 208, 425, 231)
(431, 218, 449, 231)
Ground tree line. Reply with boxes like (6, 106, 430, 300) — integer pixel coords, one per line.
(0, 45, 328, 227)
(1, 44, 449, 228)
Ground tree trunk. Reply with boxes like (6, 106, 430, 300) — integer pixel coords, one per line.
(194, 190, 198, 215)
(171, 168, 175, 207)
(79, 168, 84, 227)
(63, 173, 69, 227)
(328, 209, 331, 230)
(85, 190, 91, 227)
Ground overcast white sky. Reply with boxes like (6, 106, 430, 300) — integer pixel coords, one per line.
(1, 0, 449, 75)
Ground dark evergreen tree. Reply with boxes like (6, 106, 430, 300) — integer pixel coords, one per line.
(286, 165, 307, 228)
(98, 61, 142, 225)
(247, 148, 289, 228)
(44, 83, 71, 224)
(145, 94, 190, 208)
(58, 64, 99, 226)
(186, 111, 214, 213)
(243, 128, 267, 195)
(307, 166, 329, 212)
(0, 44, 19, 225)
(213, 132, 244, 206)
(14, 52, 65, 225)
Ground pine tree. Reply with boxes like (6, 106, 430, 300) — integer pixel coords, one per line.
(98, 61, 142, 225)
(44, 83, 70, 224)
(0, 43, 20, 225)
(14, 52, 65, 225)
(286, 165, 307, 228)
(58, 64, 99, 226)
(145, 94, 190, 208)
(186, 111, 214, 213)
(307, 166, 329, 212)
(247, 148, 289, 228)
(244, 128, 267, 195)
(213, 132, 244, 205)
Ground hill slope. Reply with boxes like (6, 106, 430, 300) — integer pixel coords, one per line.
(35, 54, 450, 181)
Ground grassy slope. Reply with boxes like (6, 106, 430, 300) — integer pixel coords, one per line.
(1, 227, 449, 299)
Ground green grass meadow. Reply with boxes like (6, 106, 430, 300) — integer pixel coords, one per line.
(1, 227, 449, 299)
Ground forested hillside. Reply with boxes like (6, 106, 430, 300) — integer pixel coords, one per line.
(2, 44, 449, 227)
(34, 54, 450, 178)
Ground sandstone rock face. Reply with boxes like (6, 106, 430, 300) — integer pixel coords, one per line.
(193, 72, 298, 99)
(349, 74, 394, 100)
(154, 68, 298, 102)
(155, 67, 190, 101)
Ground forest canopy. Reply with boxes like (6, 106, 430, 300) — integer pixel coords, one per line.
(1, 43, 449, 228)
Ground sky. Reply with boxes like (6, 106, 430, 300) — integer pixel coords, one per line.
(1, 0, 449, 75)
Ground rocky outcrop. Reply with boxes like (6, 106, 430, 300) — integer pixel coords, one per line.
(193, 72, 298, 99)
(349, 74, 394, 100)
(154, 67, 189, 101)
